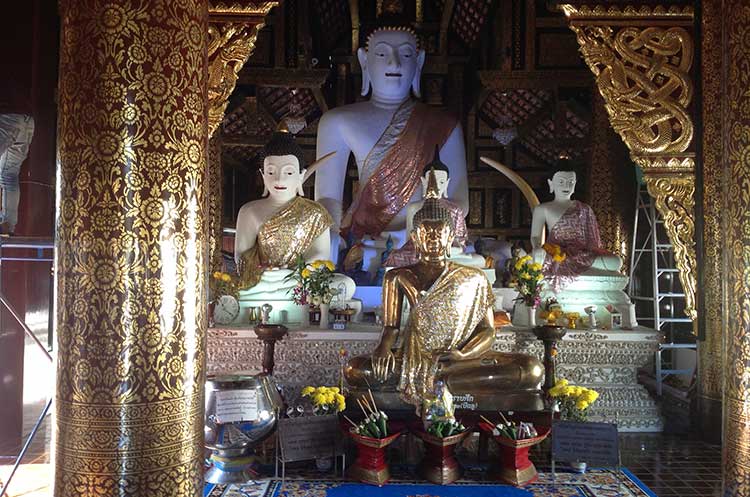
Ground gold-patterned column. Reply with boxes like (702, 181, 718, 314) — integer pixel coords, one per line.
(206, 2, 276, 276)
(722, 3, 750, 494)
(55, 1, 207, 495)
(588, 91, 635, 272)
(208, 134, 223, 275)
(697, 0, 723, 441)
(562, 4, 699, 329)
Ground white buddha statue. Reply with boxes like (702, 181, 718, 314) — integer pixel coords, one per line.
(386, 147, 489, 278)
(234, 130, 360, 324)
(529, 159, 635, 327)
(315, 25, 468, 270)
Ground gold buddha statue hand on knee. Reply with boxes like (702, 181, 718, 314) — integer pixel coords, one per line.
(344, 171, 544, 410)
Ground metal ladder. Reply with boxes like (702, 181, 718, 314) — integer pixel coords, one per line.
(629, 182, 695, 395)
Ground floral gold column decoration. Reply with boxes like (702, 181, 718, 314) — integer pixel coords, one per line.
(562, 4, 698, 330)
(55, 1, 208, 495)
(722, 2, 750, 494)
(697, 0, 723, 440)
(206, 1, 277, 279)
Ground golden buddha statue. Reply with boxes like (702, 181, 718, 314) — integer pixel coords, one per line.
(345, 171, 544, 412)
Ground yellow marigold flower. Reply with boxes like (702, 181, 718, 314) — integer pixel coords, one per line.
(514, 260, 523, 270)
(553, 253, 567, 263)
(555, 379, 569, 387)
(324, 261, 335, 271)
(212, 271, 222, 279)
(519, 271, 530, 280)
(548, 386, 562, 397)
(301, 386, 315, 396)
(535, 273, 544, 281)
(576, 400, 590, 410)
(221, 273, 231, 282)
(336, 398, 346, 412)
(311, 260, 324, 269)
(531, 263, 543, 272)
(330, 387, 340, 394)
(312, 393, 324, 405)
(301, 268, 312, 279)
(521, 255, 532, 264)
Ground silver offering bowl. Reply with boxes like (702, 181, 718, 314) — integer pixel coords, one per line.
(204, 373, 283, 484)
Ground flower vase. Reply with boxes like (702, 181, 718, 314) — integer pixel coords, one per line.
(300, 303, 310, 327)
(413, 426, 472, 485)
(319, 303, 330, 329)
(479, 422, 550, 486)
(512, 303, 537, 328)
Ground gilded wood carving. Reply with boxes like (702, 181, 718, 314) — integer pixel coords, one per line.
(562, 4, 698, 328)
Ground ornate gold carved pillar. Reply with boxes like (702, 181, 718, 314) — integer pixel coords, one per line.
(208, 134, 223, 275)
(562, 5, 698, 329)
(589, 91, 635, 271)
(55, 1, 208, 495)
(722, 3, 750, 494)
(697, 0, 723, 441)
(206, 2, 276, 276)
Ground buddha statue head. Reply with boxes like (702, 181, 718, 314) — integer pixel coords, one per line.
(358, 22, 425, 102)
(421, 145, 450, 199)
(259, 129, 307, 201)
(411, 171, 454, 260)
(548, 156, 578, 202)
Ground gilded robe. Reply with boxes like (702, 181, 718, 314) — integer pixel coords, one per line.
(398, 263, 494, 406)
(238, 196, 333, 290)
(341, 100, 458, 239)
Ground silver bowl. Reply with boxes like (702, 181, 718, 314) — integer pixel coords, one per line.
(204, 373, 283, 483)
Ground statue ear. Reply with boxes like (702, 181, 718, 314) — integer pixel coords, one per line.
(411, 50, 426, 98)
(260, 168, 269, 197)
(357, 48, 370, 96)
(548, 178, 554, 194)
(297, 169, 307, 196)
(420, 176, 428, 196)
(443, 178, 451, 198)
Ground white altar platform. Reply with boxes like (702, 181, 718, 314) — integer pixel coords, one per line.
(207, 324, 663, 432)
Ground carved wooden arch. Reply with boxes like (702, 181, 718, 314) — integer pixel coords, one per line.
(207, 2, 278, 274)
(561, 4, 699, 330)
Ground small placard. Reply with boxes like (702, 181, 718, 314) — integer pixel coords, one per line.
(215, 389, 258, 423)
(278, 414, 340, 462)
(551, 421, 620, 466)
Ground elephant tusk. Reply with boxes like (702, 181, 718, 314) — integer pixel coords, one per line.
(304, 151, 337, 182)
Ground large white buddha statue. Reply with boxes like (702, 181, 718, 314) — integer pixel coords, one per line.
(529, 158, 635, 327)
(315, 24, 468, 267)
(234, 130, 360, 324)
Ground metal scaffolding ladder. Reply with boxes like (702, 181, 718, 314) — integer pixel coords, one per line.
(629, 182, 695, 395)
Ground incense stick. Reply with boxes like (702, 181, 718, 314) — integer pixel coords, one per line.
(480, 415, 496, 427)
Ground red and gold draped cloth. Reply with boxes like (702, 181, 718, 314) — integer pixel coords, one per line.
(543, 200, 611, 291)
(341, 100, 457, 239)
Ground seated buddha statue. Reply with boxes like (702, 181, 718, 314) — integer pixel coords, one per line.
(527, 158, 635, 327)
(315, 22, 468, 269)
(345, 193, 544, 411)
(530, 159, 623, 291)
(234, 129, 359, 323)
(386, 148, 485, 271)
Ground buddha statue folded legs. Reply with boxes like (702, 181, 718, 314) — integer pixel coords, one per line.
(344, 194, 545, 413)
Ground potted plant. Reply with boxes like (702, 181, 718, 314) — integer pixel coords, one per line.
(508, 254, 544, 327)
(412, 419, 471, 485)
(342, 391, 401, 486)
(548, 378, 600, 472)
(478, 413, 549, 486)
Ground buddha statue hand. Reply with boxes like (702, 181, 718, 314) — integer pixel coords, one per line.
(372, 327, 398, 381)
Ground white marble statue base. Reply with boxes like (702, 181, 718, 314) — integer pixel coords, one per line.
(207, 323, 664, 432)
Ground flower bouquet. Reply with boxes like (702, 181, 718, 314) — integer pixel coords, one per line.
(342, 391, 401, 486)
(210, 271, 238, 299)
(509, 255, 544, 307)
(478, 412, 550, 486)
(548, 379, 599, 422)
(301, 385, 346, 415)
(543, 243, 567, 263)
(287, 258, 337, 325)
